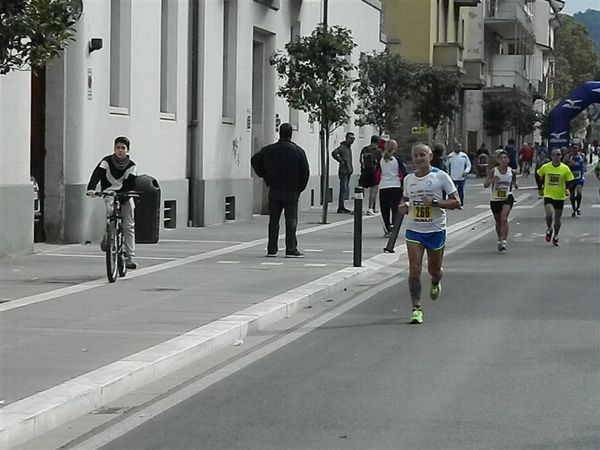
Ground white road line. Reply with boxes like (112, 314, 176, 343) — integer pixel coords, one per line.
(591, 204, 600, 208)
(217, 261, 240, 264)
(475, 205, 488, 209)
(304, 249, 323, 252)
(341, 250, 353, 253)
(37, 253, 177, 261)
(304, 263, 328, 267)
(261, 262, 283, 266)
(160, 239, 244, 244)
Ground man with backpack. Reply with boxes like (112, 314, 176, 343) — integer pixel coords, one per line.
(359, 135, 383, 215)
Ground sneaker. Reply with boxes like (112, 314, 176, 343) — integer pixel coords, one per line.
(497, 241, 502, 252)
(500, 243, 507, 253)
(576, 209, 581, 216)
(337, 208, 352, 214)
(571, 210, 576, 217)
(545, 229, 552, 243)
(366, 209, 375, 216)
(552, 236, 560, 247)
(285, 250, 305, 258)
(100, 235, 107, 252)
(409, 309, 423, 324)
(125, 256, 138, 269)
(266, 252, 277, 257)
(430, 282, 441, 301)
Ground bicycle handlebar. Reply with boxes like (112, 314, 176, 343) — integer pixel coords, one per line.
(91, 191, 141, 199)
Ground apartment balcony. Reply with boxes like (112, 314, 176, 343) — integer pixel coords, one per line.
(484, 0, 535, 53)
(485, 54, 530, 97)
(455, 0, 482, 7)
(463, 59, 485, 90)
(432, 43, 464, 72)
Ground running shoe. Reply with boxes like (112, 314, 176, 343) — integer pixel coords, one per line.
(500, 243, 507, 253)
(430, 282, 441, 301)
(571, 211, 576, 217)
(552, 236, 560, 246)
(497, 241, 502, 252)
(545, 229, 552, 243)
(576, 209, 581, 216)
(409, 309, 423, 324)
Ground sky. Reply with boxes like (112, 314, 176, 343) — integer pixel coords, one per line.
(561, 0, 600, 16)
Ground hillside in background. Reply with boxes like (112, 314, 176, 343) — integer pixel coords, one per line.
(573, 9, 600, 57)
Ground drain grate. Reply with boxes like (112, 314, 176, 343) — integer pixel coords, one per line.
(92, 406, 132, 415)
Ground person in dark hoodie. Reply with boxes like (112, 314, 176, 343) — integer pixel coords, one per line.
(251, 123, 310, 258)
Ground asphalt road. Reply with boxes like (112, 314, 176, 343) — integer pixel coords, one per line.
(88, 182, 600, 450)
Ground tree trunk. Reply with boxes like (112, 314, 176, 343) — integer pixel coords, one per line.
(320, 126, 330, 224)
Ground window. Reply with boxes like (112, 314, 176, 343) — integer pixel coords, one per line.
(110, 0, 131, 112)
(160, 0, 178, 117)
(222, 0, 237, 122)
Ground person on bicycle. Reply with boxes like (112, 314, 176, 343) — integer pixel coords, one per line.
(86, 136, 138, 269)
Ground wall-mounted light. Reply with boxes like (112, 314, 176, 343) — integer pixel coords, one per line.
(88, 38, 103, 53)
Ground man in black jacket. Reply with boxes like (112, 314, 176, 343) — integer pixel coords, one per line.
(251, 123, 310, 258)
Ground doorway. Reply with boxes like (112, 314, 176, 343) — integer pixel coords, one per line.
(30, 69, 46, 242)
(251, 28, 275, 215)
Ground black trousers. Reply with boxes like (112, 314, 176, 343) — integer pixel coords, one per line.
(268, 189, 300, 254)
(379, 187, 402, 232)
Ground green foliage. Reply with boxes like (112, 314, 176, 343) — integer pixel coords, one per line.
(0, 0, 82, 75)
(511, 102, 537, 138)
(573, 9, 600, 58)
(353, 50, 414, 134)
(554, 14, 600, 100)
(483, 94, 513, 137)
(270, 24, 356, 131)
(411, 66, 461, 135)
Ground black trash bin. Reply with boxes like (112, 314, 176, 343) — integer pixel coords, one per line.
(134, 174, 161, 243)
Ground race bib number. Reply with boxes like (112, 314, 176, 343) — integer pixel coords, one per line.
(413, 205, 432, 222)
(495, 189, 507, 199)
(548, 174, 560, 186)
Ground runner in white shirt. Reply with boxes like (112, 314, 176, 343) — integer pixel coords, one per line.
(399, 143, 461, 324)
(483, 151, 518, 253)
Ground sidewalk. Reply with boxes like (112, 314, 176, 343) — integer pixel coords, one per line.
(0, 197, 494, 448)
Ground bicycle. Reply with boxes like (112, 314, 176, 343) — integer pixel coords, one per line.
(92, 191, 140, 282)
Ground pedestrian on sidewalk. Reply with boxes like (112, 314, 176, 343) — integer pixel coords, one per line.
(359, 135, 383, 215)
(86, 136, 138, 269)
(378, 139, 406, 237)
(251, 123, 310, 258)
(446, 142, 471, 206)
(332, 132, 355, 213)
(536, 148, 574, 247)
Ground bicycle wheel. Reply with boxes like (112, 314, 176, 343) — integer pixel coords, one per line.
(117, 225, 128, 277)
(105, 220, 118, 282)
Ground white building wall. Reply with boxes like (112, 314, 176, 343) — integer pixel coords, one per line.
(0, 71, 33, 256)
(48, 0, 189, 242)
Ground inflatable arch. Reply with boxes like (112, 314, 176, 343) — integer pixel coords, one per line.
(548, 81, 600, 150)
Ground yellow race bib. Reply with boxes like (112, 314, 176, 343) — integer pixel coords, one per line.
(495, 189, 507, 199)
(413, 205, 432, 222)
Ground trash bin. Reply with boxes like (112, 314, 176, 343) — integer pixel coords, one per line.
(134, 174, 161, 243)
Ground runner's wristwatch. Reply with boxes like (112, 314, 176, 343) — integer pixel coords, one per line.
(432, 199, 439, 207)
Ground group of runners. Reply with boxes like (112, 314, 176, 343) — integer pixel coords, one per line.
(399, 140, 596, 325)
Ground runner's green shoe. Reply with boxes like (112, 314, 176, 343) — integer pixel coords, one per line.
(430, 282, 441, 301)
(409, 309, 423, 324)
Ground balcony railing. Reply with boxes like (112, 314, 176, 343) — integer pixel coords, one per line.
(484, 0, 535, 47)
(463, 59, 485, 89)
(432, 43, 464, 71)
(487, 54, 530, 94)
(455, 0, 481, 7)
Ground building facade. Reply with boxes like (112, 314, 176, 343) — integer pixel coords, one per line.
(0, 0, 384, 257)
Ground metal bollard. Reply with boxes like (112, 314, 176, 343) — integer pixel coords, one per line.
(353, 186, 363, 267)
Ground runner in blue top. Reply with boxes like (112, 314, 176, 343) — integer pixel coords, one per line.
(566, 142, 586, 217)
(399, 143, 461, 324)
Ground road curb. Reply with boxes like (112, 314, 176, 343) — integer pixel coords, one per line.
(0, 262, 378, 449)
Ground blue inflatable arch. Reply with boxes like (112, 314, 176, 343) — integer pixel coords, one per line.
(548, 81, 600, 150)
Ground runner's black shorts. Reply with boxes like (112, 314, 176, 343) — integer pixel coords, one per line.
(544, 197, 565, 210)
(490, 194, 515, 215)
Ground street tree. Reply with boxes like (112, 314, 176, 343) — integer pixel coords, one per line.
(411, 66, 462, 143)
(353, 50, 414, 135)
(554, 14, 600, 100)
(271, 24, 356, 223)
(0, 0, 82, 75)
(483, 94, 514, 139)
